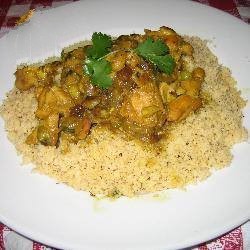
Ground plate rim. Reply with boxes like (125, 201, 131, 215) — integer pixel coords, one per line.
(0, 0, 250, 249)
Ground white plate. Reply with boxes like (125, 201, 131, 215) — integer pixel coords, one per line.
(0, 0, 250, 249)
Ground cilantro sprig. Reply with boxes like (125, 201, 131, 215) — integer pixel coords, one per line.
(84, 58, 112, 89)
(84, 32, 176, 89)
(135, 38, 175, 75)
(84, 32, 113, 89)
(86, 32, 112, 59)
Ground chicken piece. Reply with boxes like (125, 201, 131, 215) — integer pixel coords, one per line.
(168, 95, 202, 122)
(119, 81, 165, 128)
(15, 62, 61, 91)
(126, 51, 142, 69)
(180, 79, 201, 97)
(15, 66, 39, 90)
(62, 47, 86, 76)
(41, 62, 62, 85)
(106, 50, 127, 72)
(82, 96, 101, 110)
(36, 85, 74, 119)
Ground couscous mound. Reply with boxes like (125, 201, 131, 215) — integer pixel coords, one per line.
(0, 34, 247, 197)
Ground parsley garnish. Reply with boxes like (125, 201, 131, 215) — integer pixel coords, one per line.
(84, 32, 113, 89)
(135, 38, 175, 75)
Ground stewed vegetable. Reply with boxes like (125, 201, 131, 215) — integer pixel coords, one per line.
(15, 26, 205, 146)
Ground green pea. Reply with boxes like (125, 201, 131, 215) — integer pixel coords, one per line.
(37, 126, 51, 145)
(60, 117, 79, 133)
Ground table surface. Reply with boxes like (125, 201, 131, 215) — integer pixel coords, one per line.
(0, 0, 250, 249)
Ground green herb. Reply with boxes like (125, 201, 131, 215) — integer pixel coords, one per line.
(84, 58, 112, 89)
(86, 32, 112, 59)
(84, 32, 113, 89)
(135, 38, 175, 75)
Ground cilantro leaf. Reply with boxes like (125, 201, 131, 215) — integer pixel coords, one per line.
(86, 32, 112, 59)
(135, 37, 168, 56)
(84, 32, 113, 89)
(135, 38, 175, 75)
(147, 54, 175, 75)
(84, 58, 112, 89)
